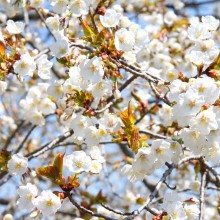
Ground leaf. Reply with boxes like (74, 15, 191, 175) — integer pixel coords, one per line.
(0, 149, 11, 171)
(119, 103, 143, 153)
(119, 102, 135, 132)
(93, 191, 107, 204)
(129, 127, 141, 153)
(37, 166, 59, 180)
(53, 153, 64, 176)
(0, 41, 5, 54)
(80, 19, 96, 43)
(36, 153, 65, 185)
(67, 174, 80, 189)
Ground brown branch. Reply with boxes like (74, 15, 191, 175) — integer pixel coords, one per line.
(67, 193, 117, 220)
(199, 169, 207, 220)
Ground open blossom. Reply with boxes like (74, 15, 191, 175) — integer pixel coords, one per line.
(189, 108, 218, 135)
(99, 112, 121, 133)
(167, 79, 188, 102)
(122, 147, 156, 182)
(64, 151, 92, 173)
(89, 79, 112, 100)
(114, 28, 135, 52)
(49, 0, 67, 14)
(179, 128, 207, 155)
(151, 139, 172, 168)
(68, 0, 90, 17)
(13, 54, 36, 77)
(36, 55, 53, 80)
(158, 103, 173, 126)
(7, 154, 28, 175)
(201, 16, 219, 31)
(88, 145, 105, 163)
(90, 160, 102, 173)
(3, 214, 13, 220)
(6, 20, 24, 34)
(133, 147, 155, 175)
(187, 22, 211, 41)
(121, 164, 146, 182)
(70, 114, 92, 138)
(172, 90, 205, 117)
(46, 16, 60, 31)
(33, 190, 61, 216)
(80, 56, 104, 83)
(100, 9, 121, 27)
(30, 0, 44, 7)
(50, 39, 69, 58)
(47, 80, 64, 99)
(17, 183, 38, 211)
(84, 125, 107, 146)
(184, 203, 200, 220)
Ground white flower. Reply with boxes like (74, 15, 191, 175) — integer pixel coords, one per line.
(167, 79, 188, 102)
(64, 66, 89, 92)
(134, 29, 149, 47)
(47, 80, 64, 99)
(13, 54, 36, 77)
(164, 69, 178, 82)
(184, 203, 200, 220)
(88, 145, 105, 163)
(89, 79, 112, 100)
(64, 151, 92, 173)
(188, 50, 206, 66)
(68, 0, 90, 17)
(84, 126, 106, 146)
(70, 114, 92, 138)
(39, 98, 56, 115)
(189, 77, 220, 104)
(28, 109, 45, 126)
(121, 164, 145, 182)
(0, 81, 7, 94)
(189, 108, 218, 135)
(30, 0, 44, 7)
(172, 90, 205, 117)
(46, 16, 60, 31)
(90, 160, 102, 173)
(33, 190, 61, 216)
(49, 0, 67, 14)
(166, 202, 187, 220)
(187, 22, 211, 41)
(179, 128, 207, 155)
(99, 112, 121, 133)
(201, 16, 219, 31)
(164, 10, 177, 26)
(100, 9, 121, 27)
(151, 139, 172, 168)
(158, 103, 173, 126)
(6, 20, 24, 34)
(17, 183, 38, 211)
(206, 143, 220, 164)
(7, 154, 28, 175)
(50, 39, 69, 58)
(133, 147, 155, 175)
(36, 55, 53, 80)
(80, 56, 104, 84)
(114, 28, 135, 52)
(3, 214, 13, 220)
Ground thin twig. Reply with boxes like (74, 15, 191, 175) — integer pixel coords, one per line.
(67, 193, 117, 220)
(15, 125, 37, 153)
(199, 170, 207, 220)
